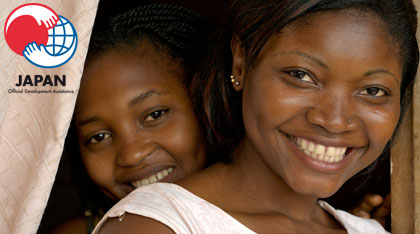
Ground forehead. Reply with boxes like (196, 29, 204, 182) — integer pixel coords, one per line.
(82, 45, 185, 87)
(258, 9, 402, 80)
(84, 51, 169, 85)
(280, 9, 399, 54)
(75, 50, 186, 113)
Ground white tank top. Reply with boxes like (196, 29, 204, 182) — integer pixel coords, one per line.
(92, 183, 389, 234)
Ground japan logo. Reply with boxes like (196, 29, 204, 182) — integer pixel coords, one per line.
(4, 3, 78, 68)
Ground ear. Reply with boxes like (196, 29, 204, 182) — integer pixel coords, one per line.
(231, 36, 245, 91)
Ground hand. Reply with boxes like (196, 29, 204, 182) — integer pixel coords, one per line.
(26, 4, 59, 29)
(23, 40, 77, 68)
(371, 193, 390, 227)
(5, 4, 58, 33)
(351, 193, 390, 227)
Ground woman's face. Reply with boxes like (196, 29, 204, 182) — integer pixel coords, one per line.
(75, 47, 206, 200)
(236, 10, 402, 198)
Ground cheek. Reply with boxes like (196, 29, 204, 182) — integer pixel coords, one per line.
(242, 75, 306, 136)
(359, 106, 399, 168)
(364, 108, 399, 147)
(160, 111, 206, 171)
(243, 76, 277, 130)
(80, 150, 115, 187)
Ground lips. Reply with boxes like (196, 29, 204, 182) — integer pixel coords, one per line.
(290, 136, 348, 163)
(280, 133, 362, 173)
(130, 167, 174, 188)
(286, 134, 359, 164)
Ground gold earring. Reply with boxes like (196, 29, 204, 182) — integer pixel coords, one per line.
(230, 75, 240, 86)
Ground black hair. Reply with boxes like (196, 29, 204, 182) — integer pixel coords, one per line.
(86, 3, 210, 86)
(192, 0, 418, 215)
(65, 3, 211, 214)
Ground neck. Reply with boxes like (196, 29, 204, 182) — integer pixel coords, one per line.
(225, 138, 323, 221)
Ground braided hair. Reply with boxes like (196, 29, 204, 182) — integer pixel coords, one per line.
(87, 3, 210, 85)
(67, 3, 211, 215)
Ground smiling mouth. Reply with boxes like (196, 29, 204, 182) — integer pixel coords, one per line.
(289, 136, 351, 163)
(130, 167, 174, 188)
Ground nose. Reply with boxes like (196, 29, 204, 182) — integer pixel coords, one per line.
(116, 138, 156, 167)
(305, 94, 357, 134)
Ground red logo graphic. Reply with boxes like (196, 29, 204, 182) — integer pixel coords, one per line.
(4, 3, 58, 56)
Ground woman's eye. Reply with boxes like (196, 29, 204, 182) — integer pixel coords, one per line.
(89, 133, 111, 144)
(359, 87, 388, 97)
(285, 70, 315, 84)
(144, 109, 168, 123)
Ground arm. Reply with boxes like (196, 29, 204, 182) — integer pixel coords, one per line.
(98, 213, 176, 234)
(49, 216, 86, 234)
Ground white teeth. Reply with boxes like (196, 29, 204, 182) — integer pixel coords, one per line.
(301, 139, 308, 149)
(149, 175, 157, 183)
(326, 147, 335, 157)
(157, 172, 164, 180)
(308, 142, 315, 152)
(294, 136, 347, 163)
(131, 167, 174, 188)
(334, 148, 340, 157)
(297, 137, 302, 146)
(140, 178, 149, 186)
(315, 144, 325, 155)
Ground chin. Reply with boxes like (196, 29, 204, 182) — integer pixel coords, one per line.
(286, 174, 345, 198)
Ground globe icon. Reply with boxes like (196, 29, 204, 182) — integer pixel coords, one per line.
(45, 15, 77, 56)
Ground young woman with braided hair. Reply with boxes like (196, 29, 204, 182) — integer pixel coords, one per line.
(50, 3, 210, 234)
(95, 0, 417, 233)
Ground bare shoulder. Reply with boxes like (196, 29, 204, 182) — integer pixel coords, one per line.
(98, 213, 175, 234)
(177, 163, 231, 204)
(49, 216, 86, 234)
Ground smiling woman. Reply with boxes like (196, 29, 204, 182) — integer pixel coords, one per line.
(75, 44, 207, 201)
(47, 3, 211, 234)
(233, 9, 402, 198)
(94, 0, 418, 233)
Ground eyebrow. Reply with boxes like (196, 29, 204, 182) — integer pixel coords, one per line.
(364, 69, 400, 85)
(77, 117, 100, 127)
(128, 90, 168, 107)
(275, 51, 328, 69)
(77, 90, 168, 127)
